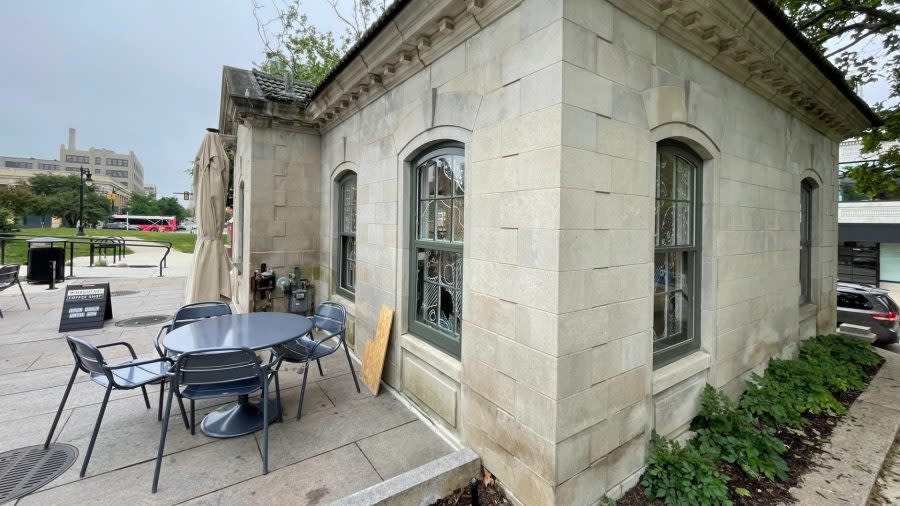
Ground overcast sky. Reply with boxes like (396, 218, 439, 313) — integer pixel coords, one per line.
(0, 2, 892, 201)
(0, 0, 341, 198)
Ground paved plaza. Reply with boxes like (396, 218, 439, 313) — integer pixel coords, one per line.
(0, 273, 454, 504)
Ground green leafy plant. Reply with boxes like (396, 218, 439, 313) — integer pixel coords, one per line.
(693, 385, 788, 481)
(804, 334, 882, 369)
(0, 207, 14, 232)
(641, 433, 732, 506)
(740, 358, 845, 428)
(740, 335, 881, 428)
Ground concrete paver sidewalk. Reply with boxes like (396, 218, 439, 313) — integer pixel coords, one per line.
(0, 275, 453, 504)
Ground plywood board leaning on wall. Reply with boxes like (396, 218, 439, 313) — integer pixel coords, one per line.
(361, 305, 394, 395)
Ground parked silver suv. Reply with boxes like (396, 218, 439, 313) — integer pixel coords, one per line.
(836, 282, 900, 345)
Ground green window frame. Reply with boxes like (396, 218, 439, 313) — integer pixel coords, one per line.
(799, 179, 813, 305)
(408, 144, 465, 358)
(653, 142, 702, 368)
(337, 172, 357, 300)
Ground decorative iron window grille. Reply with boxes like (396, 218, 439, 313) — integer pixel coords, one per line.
(409, 145, 464, 357)
(653, 142, 702, 367)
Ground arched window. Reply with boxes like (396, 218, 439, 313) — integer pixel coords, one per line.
(409, 144, 465, 357)
(337, 172, 357, 299)
(800, 179, 814, 304)
(653, 142, 702, 366)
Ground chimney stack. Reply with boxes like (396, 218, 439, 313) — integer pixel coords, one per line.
(284, 71, 293, 94)
(68, 128, 76, 150)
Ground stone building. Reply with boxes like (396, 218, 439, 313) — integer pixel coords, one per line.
(0, 155, 130, 209)
(216, 0, 879, 502)
(837, 139, 900, 286)
(60, 128, 145, 193)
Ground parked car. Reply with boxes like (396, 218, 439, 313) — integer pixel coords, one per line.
(836, 281, 900, 345)
(103, 222, 140, 231)
(178, 220, 196, 232)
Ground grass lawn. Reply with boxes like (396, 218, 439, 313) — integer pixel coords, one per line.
(1, 227, 201, 265)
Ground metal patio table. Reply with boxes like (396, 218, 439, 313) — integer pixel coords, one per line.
(163, 312, 313, 438)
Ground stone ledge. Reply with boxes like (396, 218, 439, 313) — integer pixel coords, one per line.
(332, 448, 480, 506)
(786, 348, 900, 505)
(652, 351, 710, 395)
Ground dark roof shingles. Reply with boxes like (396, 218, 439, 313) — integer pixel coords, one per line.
(252, 69, 315, 105)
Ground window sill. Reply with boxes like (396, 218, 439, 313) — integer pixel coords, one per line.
(652, 350, 710, 395)
(400, 333, 461, 383)
(799, 303, 818, 321)
(330, 293, 356, 316)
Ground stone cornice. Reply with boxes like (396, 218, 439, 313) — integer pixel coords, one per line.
(307, 0, 522, 131)
(220, 90, 317, 136)
(608, 0, 871, 140)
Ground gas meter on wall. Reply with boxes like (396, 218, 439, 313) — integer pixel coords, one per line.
(290, 278, 312, 315)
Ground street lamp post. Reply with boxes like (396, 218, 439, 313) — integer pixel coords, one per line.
(77, 166, 93, 236)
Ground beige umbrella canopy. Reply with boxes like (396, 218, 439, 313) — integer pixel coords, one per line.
(184, 130, 231, 304)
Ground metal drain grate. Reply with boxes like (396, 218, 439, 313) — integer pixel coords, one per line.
(110, 290, 139, 297)
(0, 444, 77, 502)
(115, 315, 172, 327)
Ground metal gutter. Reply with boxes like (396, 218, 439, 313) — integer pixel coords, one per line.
(749, 0, 883, 127)
(308, 0, 413, 100)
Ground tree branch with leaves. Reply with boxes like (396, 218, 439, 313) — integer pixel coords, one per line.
(775, 0, 899, 198)
(252, 0, 387, 84)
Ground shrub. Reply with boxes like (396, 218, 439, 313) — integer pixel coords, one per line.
(641, 433, 732, 506)
(800, 334, 882, 391)
(740, 357, 845, 428)
(740, 334, 881, 428)
(693, 385, 788, 481)
(0, 207, 13, 232)
(815, 334, 882, 369)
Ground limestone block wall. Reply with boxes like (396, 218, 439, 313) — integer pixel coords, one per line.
(551, 1, 840, 501)
(305, 0, 842, 503)
(231, 123, 252, 313)
(232, 124, 322, 312)
(314, 1, 582, 503)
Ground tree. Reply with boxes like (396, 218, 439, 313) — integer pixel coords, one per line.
(252, 0, 387, 84)
(28, 173, 111, 227)
(0, 185, 42, 217)
(126, 192, 160, 216)
(123, 192, 188, 221)
(774, 0, 899, 197)
(156, 197, 189, 222)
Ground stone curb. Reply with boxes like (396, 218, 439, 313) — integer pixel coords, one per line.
(331, 448, 481, 506)
(786, 348, 900, 505)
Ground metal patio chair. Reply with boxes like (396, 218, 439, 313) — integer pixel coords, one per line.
(272, 302, 360, 420)
(152, 348, 282, 493)
(0, 264, 29, 318)
(44, 336, 188, 478)
(154, 301, 232, 358)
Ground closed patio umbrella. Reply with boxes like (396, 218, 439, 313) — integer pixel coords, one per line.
(184, 130, 231, 303)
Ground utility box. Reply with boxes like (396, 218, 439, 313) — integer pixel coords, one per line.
(289, 283, 314, 316)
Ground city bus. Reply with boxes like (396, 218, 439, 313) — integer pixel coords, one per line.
(107, 215, 177, 232)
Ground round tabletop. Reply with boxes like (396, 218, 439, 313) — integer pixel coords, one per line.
(163, 312, 313, 354)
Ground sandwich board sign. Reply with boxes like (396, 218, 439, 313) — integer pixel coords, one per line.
(59, 283, 113, 332)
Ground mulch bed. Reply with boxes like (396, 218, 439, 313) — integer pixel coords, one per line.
(619, 362, 883, 505)
(430, 468, 511, 506)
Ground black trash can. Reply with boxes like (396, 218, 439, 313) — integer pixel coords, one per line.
(26, 237, 66, 283)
